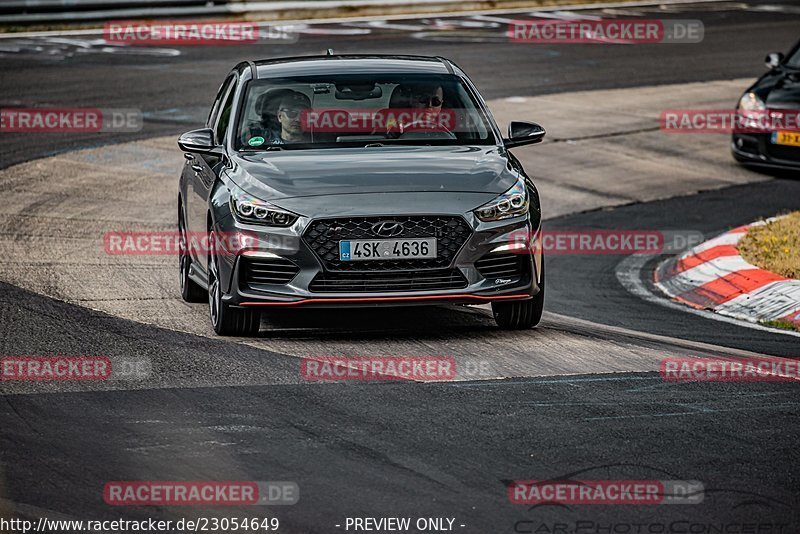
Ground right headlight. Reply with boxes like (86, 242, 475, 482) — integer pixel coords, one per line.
(228, 186, 299, 227)
(474, 176, 529, 222)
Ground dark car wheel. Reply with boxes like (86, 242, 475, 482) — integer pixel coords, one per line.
(492, 259, 545, 330)
(179, 213, 206, 303)
(207, 231, 261, 336)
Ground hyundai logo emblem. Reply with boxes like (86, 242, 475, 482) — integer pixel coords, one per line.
(371, 221, 404, 237)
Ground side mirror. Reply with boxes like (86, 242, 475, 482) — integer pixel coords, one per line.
(178, 128, 222, 155)
(765, 52, 784, 69)
(503, 121, 546, 149)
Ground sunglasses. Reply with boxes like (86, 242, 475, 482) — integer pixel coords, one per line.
(413, 96, 443, 107)
(279, 108, 307, 119)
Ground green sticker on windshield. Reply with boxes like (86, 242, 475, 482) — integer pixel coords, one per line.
(248, 136, 265, 147)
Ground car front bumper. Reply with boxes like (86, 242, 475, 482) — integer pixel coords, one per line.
(213, 210, 543, 309)
(732, 133, 800, 170)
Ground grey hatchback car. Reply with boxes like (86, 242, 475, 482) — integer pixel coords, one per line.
(178, 54, 546, 336)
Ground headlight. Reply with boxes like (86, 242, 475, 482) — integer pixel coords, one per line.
(737, 92, 769, 132)
(229, 186, 299, 227)
(738, 92, 766, 111)
(474, 176, 529, 222)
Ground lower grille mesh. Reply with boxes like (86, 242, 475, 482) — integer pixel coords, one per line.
(241, 257, 299, 286)
(475, 253, 527, 279)
(766, 143, 800, 162)
(309, 269, 467, 293)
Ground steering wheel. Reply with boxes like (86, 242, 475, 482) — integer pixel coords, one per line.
(397, 118, 456, 140)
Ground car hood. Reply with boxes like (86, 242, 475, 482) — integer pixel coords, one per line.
(270, 191, 501, 218)
(753, 69, 800, 109)
(767, 76, 800, 109)
(229, 145, 517, 200)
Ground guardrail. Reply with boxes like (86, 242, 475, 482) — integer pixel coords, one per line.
(1, 0, 447, 24)
(0, 0, 217, 13)
(0, 0, 619, 26)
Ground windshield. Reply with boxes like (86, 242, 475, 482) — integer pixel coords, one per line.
(235, 73, 497, 150)
(785, 45, 800, 68)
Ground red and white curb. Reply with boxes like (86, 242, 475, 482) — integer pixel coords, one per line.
(654, 222, 800, 329)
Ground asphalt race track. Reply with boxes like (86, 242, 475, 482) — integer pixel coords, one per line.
(1, 1, 799, 532)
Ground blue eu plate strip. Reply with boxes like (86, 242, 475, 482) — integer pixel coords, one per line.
(339, 241, 351, 261)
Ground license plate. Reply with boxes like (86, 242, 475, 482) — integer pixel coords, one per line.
(339, 238, 436, 261)
(771, 131, 800, 147)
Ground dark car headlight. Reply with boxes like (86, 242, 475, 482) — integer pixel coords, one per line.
(738, 92, 766, 112)
(474, 176, 529, 222)
(229, 186, 299, 227)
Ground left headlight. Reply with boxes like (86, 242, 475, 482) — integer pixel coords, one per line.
(229, 186, 299, 227)
(474, 176, 529, 222)
(738, 92, 766, 111)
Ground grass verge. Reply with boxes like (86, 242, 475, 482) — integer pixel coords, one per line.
(738, 211, 800, 280)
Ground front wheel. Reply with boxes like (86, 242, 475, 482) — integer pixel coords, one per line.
(208, 231, 261, 336)
(492, 260, 545, 330)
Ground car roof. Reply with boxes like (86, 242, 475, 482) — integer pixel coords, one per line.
(236, 55, 458, 79)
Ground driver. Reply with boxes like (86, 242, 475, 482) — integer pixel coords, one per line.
(407, 83, 447, 130)
(249, 91, 312, 145)
(389, 83, 456, 139)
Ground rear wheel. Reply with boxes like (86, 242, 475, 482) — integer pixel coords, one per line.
(492, 259, 545, 330)
(208, 231, 261, 336)
(179, 212, 206, 303)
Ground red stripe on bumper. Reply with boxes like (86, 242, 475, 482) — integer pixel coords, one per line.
(239, 293, 533, 307)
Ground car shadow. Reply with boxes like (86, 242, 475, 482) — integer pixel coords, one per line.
(256, 304, 505, 340)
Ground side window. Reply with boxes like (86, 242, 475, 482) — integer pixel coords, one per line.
(207, 76, 236, 129)
(214, 82, 237, 144)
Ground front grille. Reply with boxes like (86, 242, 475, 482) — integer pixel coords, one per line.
(241, 257, 299, 286)
(309, 269, 468, 293)
(303, 216, 471, 271)
(476, 253, 527, 279)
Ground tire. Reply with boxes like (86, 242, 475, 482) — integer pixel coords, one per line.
(207, 231, 261, 336)
(492, 259, 545, 330)
(179, 212, 206, 303)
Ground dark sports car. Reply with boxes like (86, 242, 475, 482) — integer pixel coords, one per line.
(732, 39, 800, 170)
(178, 54, 546, 336)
